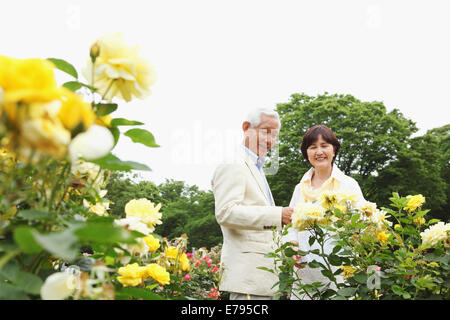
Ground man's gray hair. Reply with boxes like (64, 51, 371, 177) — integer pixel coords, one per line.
(245, 108, 281, 128)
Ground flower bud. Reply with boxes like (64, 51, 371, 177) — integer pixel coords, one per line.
(90, 42, 100, 63)
(413, 217, 425, 226)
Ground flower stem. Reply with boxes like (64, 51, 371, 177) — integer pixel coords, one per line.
(101, 79, 116, 101)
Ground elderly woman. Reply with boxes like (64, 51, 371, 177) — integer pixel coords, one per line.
(284, 124, 366, 300)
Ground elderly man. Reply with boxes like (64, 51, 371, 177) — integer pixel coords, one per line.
(211, 108, 293, 300)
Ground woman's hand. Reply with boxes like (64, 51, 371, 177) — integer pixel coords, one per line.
(289, 241, 305, 269)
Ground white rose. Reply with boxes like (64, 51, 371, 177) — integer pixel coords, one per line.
(421, 222, 450, 247)
(114, 217, 151, 235)
(69, 125, 114, 161)
(40, 272, 78, 300)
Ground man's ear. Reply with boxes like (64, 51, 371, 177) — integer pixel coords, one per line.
(242, 121, 251, 132)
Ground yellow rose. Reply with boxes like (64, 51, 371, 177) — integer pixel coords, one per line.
(58, 88, 95, 131)
(376, 231, 390, 244)
(143, 234, 160, 252)
(335, 204, 347, 214)
(0, 147, 15, 167)
(292, 203, 326, 231)
(125, 198, 162, 231)
(179, 253, 190, 272)
(341, 266, 356, 280)
(18, 101, 71, 160)
(404, 194, 426, 212)
(83, 33, 157, 102)
(394, 224, 402, 231)
(0, 56, 60, 122)
(413, 216, 426, 226)
(319, 191, 338, 211)
(420, 222, 450, 247)
(370, 209, 393, 231)
(143, 264, 170, 286)
(83, 199, 109, 216)
(359, 201, 377, 218)
(165, 246, 189, 271)
(336, 191, 358, 208)
(165, 246, 179, 260)
(117, 263, 146, 287)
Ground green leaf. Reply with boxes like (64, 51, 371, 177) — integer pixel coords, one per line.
(13, 271, 43, 295)
(118, 287, 165, 300)
(90, 153, 151, 172)
(17, 209, 53, 220)
(336, 287, 356, 297)
(0, 282, 29, 300)
(391, 285, 404, 296)
(32, 229, 79, 261)
(124, 128, 160, 148)
(321, 269, 335, 280)
(332, 245, 342, 254)
(328, 254, 342, 266)
(321, 289, 336, 299)
(0, 261, 42, 295)
(13, 227, 42, 254)
(353, 272, 368, 284)
(110, 126, 120, 147)
(427, 219, 441, 225)
(63, 81, 96, 92)
(257, 267, 275, 274)
(96, 103, 118, 116)
(284, 247, 297, 257)
(351, 213, 360, 226)
(308, 261, 321, 268)
(413, 210, 429, 219)
(111, 118, 144, 127)
(47, 58, 78, 79)
(0, 242, 18, 253)
(0, 261, 20, 281)
(62, 81, 83, 92)
(402, 292, 411, 299)
(74, 223, 138, 244)
(296, 250, 309, 256)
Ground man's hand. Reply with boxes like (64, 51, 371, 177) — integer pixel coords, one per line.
(281, 207, 294, 226)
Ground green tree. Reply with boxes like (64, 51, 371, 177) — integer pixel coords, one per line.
(366, 132, 448, 220)
(105, 172, 162, 217)
(267, 92, 417, 206)
(154, 180, 220, 250)
(106, 177, 222, 249)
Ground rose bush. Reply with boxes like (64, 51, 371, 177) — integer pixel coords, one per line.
(264, 193, 449, 300)
(0, 33, 221, 300)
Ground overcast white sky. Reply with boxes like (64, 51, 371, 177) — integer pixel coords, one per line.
(1, 0, 449, 190)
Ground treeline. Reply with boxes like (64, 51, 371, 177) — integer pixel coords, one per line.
(267, 93, 449, 221)
(106, 175, 222, 250)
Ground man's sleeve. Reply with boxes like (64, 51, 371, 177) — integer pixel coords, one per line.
(212, 163, 282, 231)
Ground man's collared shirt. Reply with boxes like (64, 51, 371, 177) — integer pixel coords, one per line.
(241, 145, 274, 206)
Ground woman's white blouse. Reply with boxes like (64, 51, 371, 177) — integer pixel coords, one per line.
(283, 164, 365, 266)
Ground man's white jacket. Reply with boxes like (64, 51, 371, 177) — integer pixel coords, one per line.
(211, 147, 282, 296)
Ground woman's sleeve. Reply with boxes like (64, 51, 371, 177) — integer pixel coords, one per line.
(350, 178, 366, 207)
